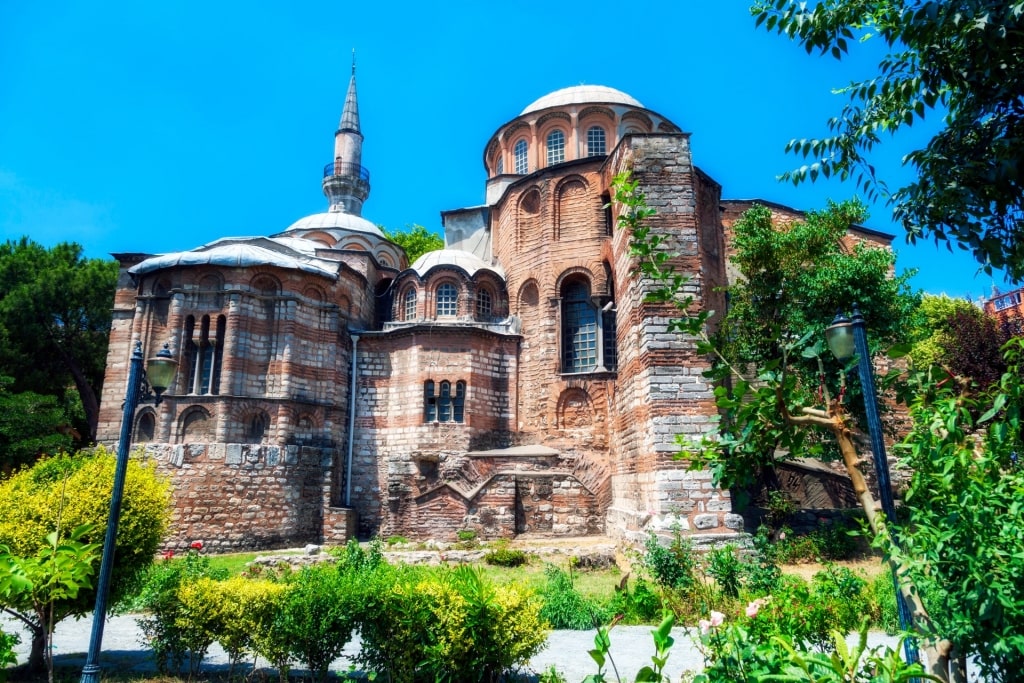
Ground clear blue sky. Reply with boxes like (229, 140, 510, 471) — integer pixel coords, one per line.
(0, 1, 1011, 301)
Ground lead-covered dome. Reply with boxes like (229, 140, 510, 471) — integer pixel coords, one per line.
(520, 85, 643, 115)
(283, 208, 384, 238)
(411, 248, 505, 279)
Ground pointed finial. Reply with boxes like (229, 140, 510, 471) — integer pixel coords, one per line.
(352, 48, 356, 75)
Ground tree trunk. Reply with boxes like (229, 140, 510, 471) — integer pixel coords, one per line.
(27, 625, 45, 673)
(49, 337, 100, 443)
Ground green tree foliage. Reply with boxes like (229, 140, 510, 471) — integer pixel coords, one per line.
(0, 447, 171, 671)
(382, 224, 445, 264)
(0, 238, 118, 442)
(752, 0, 1024, 280)
(909, 294, 1014, 390)
(0, 378, 72, 473)
(706, 201, 919, 494)
(891, 341, 1024, 681)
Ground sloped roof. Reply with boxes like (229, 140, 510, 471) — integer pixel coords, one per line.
(128, 237, 339, 279)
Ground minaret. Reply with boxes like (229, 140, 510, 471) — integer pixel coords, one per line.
(323, 53, 370, 215)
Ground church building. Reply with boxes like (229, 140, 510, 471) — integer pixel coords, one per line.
(97, 70, 888, 551)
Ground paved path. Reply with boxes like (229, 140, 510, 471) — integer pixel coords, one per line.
(5, 613, 909, 681)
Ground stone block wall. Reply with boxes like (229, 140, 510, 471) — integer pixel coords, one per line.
(136, 442, 334, 551)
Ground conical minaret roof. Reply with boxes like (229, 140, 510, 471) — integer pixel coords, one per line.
(323, 54, 370, 216)
(338, 62, 360, 136)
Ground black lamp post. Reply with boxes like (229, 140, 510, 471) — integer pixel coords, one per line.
(80, 341, 177, 683)
(825, 305, 918, 665)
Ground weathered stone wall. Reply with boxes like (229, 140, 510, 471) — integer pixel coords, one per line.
(135, 442, 334, 552)
(602, 135, 732, 540)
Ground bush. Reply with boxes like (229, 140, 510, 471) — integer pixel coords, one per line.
(0, 628, 19, 679)
(642, 527, 698, 590)
(706, 545, 742, 598)
(605, 576, 662, 625)
(267, 564, 358, 683)
(538, 564, 607, 630)
(483, 547, 528, 567)
(214, 576, 286, 674)
(0, 448, 170, 672)
(353, 562, 548, 683)
(134, 551, 228, 674)
(421, 566, 547, 682)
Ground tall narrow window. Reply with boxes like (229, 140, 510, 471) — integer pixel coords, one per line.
(476, 288, 493, 320)
(561, 281, 597, 373)
(587, 126, 606, 156)
(546, 130, 565, 166)
(403, 287, 417, 321)
(496, 156, 504, 175)
(514, 139, 528, 174)
(424, 380, 437, 422)
(436, 283, 458, 317)
(453, 381, 466, 422)
(602, 306, 618, 371)
(438, 381, 452, 422)
(184, 314, 224, 394)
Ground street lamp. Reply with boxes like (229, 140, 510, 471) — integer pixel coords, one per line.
(80, 340, 177, 683)
(825, 305, 918, 665)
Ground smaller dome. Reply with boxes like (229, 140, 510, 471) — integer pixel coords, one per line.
(284, 209, 384, 238)
(521, 85, 643, 115)
(411, 249, 505, 279)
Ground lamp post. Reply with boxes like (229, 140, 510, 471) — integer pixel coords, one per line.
(825, 305, 918, 665)
(80, 341, 177, 683)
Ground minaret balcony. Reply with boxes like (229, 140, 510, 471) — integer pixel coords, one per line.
(324, 161, 371, 183)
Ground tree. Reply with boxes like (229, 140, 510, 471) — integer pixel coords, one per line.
(752, 0, 1024, 280)
(0, 238, 118, 443)
(890, 342, 1024, 682)
(0, 377, 73, 474)
(382, 224, 445, 263)
(909, 294, 1013, 390)
(0, 448, 171, 671)
(612, 174, 953, 679)
(711, 200, 920, 495)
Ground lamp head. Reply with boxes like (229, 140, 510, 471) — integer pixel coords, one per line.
(146, 343, 178, 403)
(825, 311, 855, 361)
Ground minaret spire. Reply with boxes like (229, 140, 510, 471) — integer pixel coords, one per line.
(323, 51, 370, 215)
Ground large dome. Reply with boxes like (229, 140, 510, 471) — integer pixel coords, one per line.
(520, 85, 643, 115)
(282, 209, 384, 238)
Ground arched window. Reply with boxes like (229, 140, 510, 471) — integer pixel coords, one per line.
(496, 155, 504, 175)
(403, 287, 417, 321)
(436, 283, 458, 317)
(424, 379, 466, 423)
(562, 281, 597, 373)
(586, 126, 606, 156)
(244, 411, 269, 444)
(184, 314, 225, 395)
(546, 130, 565, 166)
(514, 139, 528, 174)
(476, 288, 493, 320)
(561, 277, 617, 373)
(135, 411, 156, 443)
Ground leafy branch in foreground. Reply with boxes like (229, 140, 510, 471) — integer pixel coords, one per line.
(751, 0, 1024, 280)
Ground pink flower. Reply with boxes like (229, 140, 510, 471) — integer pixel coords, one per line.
(709, 611, 725, 627)
(699, 619, 712, 634)
(745, 599, 765, 618)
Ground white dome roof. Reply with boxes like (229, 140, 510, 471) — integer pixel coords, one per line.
(411, 249, 505, 278)
(283, 209, 384, 238)
(521, 85, 643, 115)
(129, 237, 338, 278)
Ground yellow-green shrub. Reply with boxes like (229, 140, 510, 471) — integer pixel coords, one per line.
(422, 567, 547, 682)
(0, 446, 171, 594)
(175, 577, 225, 675)
(214, 576, 287, 669)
